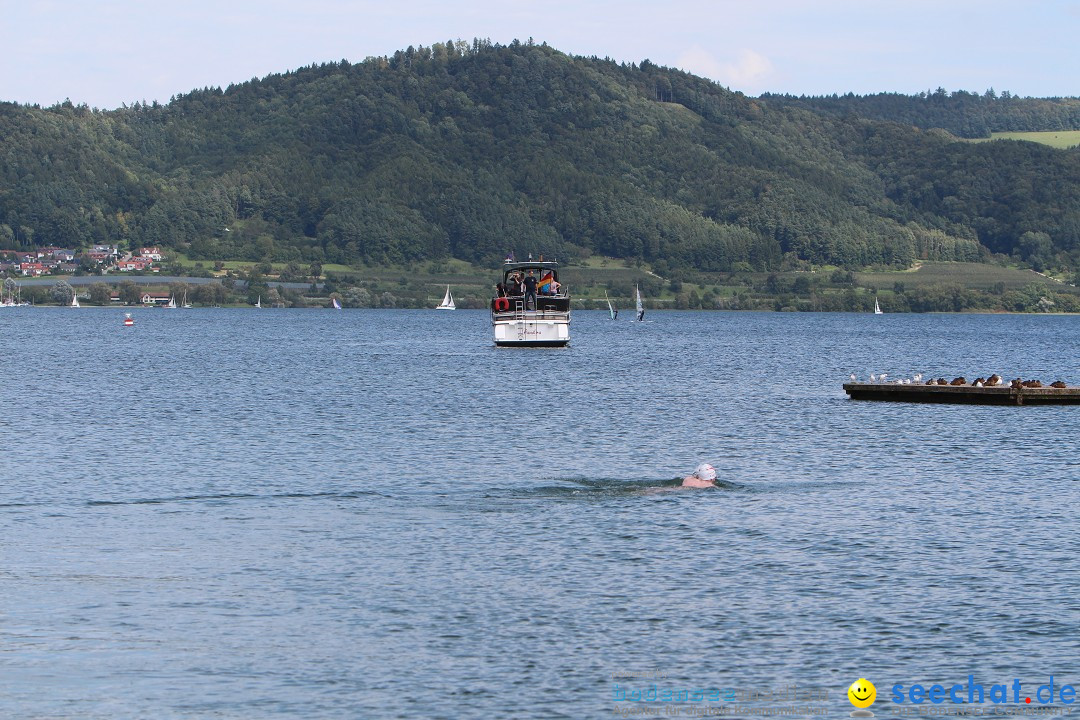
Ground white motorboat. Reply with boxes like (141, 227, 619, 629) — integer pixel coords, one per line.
(491, 259, 569, 347)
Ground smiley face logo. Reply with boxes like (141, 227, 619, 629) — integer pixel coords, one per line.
(848, 678, 876, 709)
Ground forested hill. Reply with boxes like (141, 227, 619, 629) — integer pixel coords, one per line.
(2, 40, 1080, 273)
(760, 89, 1080, 139)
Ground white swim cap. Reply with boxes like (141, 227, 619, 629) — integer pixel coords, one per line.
(695, 463, 716, 482)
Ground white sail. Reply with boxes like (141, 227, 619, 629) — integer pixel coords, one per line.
(874, 297, 883, 315)
(255, 295, 262, 308)
(635, 285, 644, 321)
(182, 290, 192, 309)
(166, 296, 177, 309)
(436, 284, 456, 310)
(70, 292, 80, 308)
(332, 297, 342, 309)
(606, 292, 616, 320)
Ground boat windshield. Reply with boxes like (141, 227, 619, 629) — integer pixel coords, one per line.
(500, 262, 563, 297)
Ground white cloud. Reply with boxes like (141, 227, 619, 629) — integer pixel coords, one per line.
(675, 46, 774, 91)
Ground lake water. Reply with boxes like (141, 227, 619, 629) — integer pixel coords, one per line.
(3, 308, 1079, 718)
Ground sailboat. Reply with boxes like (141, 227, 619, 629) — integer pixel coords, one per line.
(605, 292, 617, 320)
(182, 290, 192, 309)
(70, 291, 80, 308)
(874, 297, 883, 315)
(255, 295, 262, 309)
(435, 284, 456, 310)
(165, 296, 177, 309)
(332, 297, 342, 310)
(635, 285, 644, 322)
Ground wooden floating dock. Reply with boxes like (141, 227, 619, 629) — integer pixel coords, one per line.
(843, 382, 1080, 406)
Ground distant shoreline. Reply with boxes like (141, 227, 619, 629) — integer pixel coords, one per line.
(14, 275, 316, 289)
(10, 305, 1077, 315)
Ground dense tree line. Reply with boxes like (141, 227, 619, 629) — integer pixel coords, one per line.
(760, 89, 1080, 138)
(3, 41, 1080, 274)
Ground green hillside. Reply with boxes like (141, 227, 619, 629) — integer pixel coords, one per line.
(3, 40, 1080, 280)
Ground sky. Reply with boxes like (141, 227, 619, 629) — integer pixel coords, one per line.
(2, 0, 1079, 110)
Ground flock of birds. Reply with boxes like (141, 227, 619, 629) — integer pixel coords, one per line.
(849, 373, 1069, 389)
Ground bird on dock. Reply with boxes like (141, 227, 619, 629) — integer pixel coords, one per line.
(850, 373, 857, 382)
(974, 380, 984, 388)
(879, 373, 888, 381)
(1052, 381, 1068, 388)
(987, 374, 1003, 386)
(913, 373, 923, 383)
(869, 374, 877, 382)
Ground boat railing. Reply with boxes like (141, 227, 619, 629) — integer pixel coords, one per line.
(492, 307, 570, 321)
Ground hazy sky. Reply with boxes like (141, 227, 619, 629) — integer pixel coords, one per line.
(3, 0, 1079, 109)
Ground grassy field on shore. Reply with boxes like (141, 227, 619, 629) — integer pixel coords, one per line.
(855, 261, 1070, 291)
(968, 130, 1080, 149)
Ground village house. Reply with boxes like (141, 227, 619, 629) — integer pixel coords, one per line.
(141, 292, 172, 305)
(108, 291, 171, 305)
(116, 257, 153, 272)
(137, 247, 164, 261)
(37, 247, 75, 261)
(20, 262, 45, 276)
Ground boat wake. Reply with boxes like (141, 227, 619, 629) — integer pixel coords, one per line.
(0, 490, 388, 510)
(487, 476, 747, 499)
(83, 490, 388, 506)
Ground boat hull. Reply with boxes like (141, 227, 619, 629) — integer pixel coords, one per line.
(495, 339, 569, 347)
(492, 315, 570, 347)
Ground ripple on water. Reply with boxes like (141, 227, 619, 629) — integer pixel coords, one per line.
(3, 309, 1080, 718)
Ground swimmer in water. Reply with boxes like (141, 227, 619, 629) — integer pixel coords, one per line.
(681, 463, 717, 488)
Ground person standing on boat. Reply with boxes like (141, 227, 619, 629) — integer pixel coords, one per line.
(507, 272, 523, 296)
(682, 463, 717, 488)
(496, 282, 507, 298)
(523, 269, 538, 310)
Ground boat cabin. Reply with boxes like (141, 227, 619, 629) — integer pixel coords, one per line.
(492, 260, 569, 313)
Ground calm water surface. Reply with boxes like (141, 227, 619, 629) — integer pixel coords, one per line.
(3, 308, 1080, 718)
